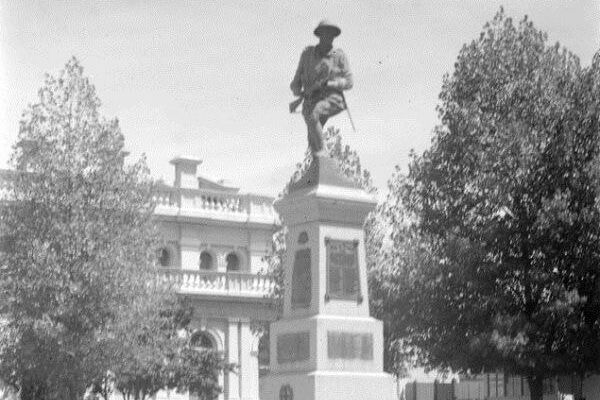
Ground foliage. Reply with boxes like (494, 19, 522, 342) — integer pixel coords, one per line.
(0, 57, 159, 400)
(374, 10, 600, 399)
(169, 345, 232, 400)
(94, 285, 231, 400)
(0, 57, 231, 400)
(368, 168, 416, 377)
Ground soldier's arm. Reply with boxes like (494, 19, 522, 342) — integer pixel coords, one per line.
(327, 49, 353, 91)
(290, 49, 307, 97)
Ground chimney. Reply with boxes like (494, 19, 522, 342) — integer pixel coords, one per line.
(170, 157, 202, 189)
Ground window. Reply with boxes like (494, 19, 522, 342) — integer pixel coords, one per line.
(158, 247, 171, 267)
(200, 251, 213, 270)
(226, 252, 240, 271)
(190, 331, 215, 350)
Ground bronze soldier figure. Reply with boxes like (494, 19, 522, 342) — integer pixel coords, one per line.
(290, 20, 353, 154)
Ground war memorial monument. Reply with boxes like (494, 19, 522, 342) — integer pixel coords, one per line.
(261, 20, 396, 400)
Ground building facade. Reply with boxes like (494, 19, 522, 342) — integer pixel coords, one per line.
(152, 157, 278, 400)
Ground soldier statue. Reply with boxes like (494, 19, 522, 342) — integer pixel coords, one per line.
(290, 20, 353, 155)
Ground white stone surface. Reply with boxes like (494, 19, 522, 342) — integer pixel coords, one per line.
(151, 159, 278, 400)
(262, 158, 396, 400)
(262, 371, 396, 400)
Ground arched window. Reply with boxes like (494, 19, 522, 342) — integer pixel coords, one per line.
(190, 331, 215, 350)
(226, 252, 240, 271)
(158, 248, 171, 267)
(200, 251, 213, 270)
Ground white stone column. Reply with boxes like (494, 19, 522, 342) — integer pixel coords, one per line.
(180, 244, 199, 271)
(248, 250, 266, 274)
(239, 322, 260, 400)
(217, 251, 227, 272)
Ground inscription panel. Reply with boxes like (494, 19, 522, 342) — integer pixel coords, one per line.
(327, 331, 373, 360)
(326, 239, 360, 300)
(291, 248, 311, 308)
(277, 332, 310, 364)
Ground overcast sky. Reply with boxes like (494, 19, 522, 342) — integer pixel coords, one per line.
(1, 1, 599, 197)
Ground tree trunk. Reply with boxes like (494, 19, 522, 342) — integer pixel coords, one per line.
(528, 375, 544, 400)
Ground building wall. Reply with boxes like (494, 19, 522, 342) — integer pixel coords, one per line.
(151, 316, 264, 400)
(158, 221, 272, 274)
(153, 210, 275, 400)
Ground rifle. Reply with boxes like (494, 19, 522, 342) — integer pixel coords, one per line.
(289, 96, 304, 114)
(340, 91, 356, 133)
(288, 79, 328, 114)
(289, 85, 357, 133)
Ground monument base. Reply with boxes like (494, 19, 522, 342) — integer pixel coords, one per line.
(263, 315, 397, 400)
(262, 371, 396, 400)
(264, 152, 396, 400)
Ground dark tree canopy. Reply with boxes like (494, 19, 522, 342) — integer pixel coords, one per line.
(372, 10, 600, 400)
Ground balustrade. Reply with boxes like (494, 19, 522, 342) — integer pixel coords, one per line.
(154, 186, 179, 208)
(153, 186, 276, 223)
(160, 268, 275, 298)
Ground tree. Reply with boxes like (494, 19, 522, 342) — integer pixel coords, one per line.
(368, 167, 418, 378)
(95, 286, 231, 400)
(0, 57, 159, 400)
(374, 10, 600, 400)
(0, 58, 230, 400)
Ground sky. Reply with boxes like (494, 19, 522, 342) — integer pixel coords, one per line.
(1, 1, 599, 198)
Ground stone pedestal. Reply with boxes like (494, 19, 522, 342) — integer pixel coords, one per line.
(262, 155, 396, 400)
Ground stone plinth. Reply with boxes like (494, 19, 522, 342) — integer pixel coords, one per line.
(262, 154, 396, 400)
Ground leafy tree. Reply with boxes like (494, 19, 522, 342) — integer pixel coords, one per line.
(95, 286, 231, 400)
(169, 345, 231, 400)
(94, 286, 178, 400)
(0, 57, 159, 400)
(374, 10, 600, 400)
(0, 58, 231, 400)
(368, 167, 416, 378)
